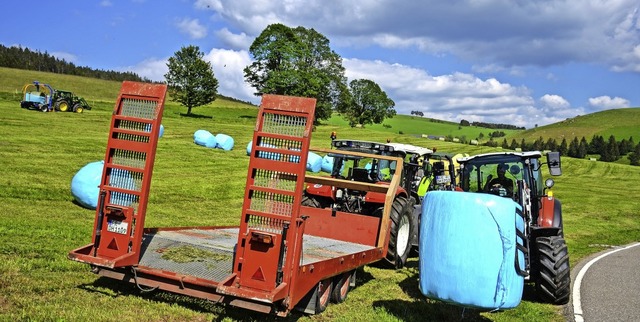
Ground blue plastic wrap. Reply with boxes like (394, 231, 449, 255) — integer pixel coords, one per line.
(321, 155, 335, 173)
(71, 160, 104, 209)
(215, 133, 234, 151)
(419, 191, 525, 310)
(307, 151, 322, 173)
(194, 129, 217, 148)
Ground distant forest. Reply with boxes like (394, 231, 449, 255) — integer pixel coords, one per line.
(0, 44, 151, 83)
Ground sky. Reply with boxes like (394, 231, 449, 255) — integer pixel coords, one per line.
(2, 0, 639, 129)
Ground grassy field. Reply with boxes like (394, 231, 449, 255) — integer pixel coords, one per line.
(2, 84, 640, 322)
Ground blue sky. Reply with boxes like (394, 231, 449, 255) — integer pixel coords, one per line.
(2, 0, 639, 128)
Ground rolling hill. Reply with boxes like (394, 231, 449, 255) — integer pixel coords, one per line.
(2, 66, 638, 146)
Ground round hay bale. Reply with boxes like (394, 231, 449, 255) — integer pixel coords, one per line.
(215, 133, 235, 151)
(307, 151, 322, 173)
(194, 129, 217, 148)
(71, 160, 104, 209)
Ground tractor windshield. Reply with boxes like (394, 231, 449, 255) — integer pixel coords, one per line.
(459, 156, 531, 200)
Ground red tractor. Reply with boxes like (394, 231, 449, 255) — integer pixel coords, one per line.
(456, 151, 570, 304)
(303, 140, 435, 268)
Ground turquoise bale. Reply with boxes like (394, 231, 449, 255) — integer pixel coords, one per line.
(419, 191, 525, 310)
(71, 160, 104, 209)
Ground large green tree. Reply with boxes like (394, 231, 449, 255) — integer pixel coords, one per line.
(244, 24, 348, 123)
(165, 45, 218, 115)
(338, 79, 396, 127)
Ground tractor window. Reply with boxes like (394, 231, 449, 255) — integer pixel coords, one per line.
(461, 160, 525, 199)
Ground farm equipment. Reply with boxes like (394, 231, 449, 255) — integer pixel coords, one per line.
(303, 140, 458, 268)
(20, 81, 91, 112)
(68, 86, 407, 316)
(456, 151, 570, 304)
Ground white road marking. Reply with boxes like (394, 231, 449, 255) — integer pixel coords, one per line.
(573, 242, 640, 322)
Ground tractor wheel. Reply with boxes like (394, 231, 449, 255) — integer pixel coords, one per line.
(331, 270, 354, 303)
(73, 103, 84, 113)
(383, 196, 414, 269)
(56, 100, 69, 112)
(314, 278, 333, 314)
(301, 194, 331, 208)
(532, 235, 571, 304)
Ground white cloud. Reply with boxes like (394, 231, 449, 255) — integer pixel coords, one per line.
(588, 96, 630, 110)
(214, 28, 252, 50)
(100, 0, 112, 7)
(50, 51, 77, 63)
(540, 94, 570, 109)
(125, 58, 168, 82)
(203, 48, 258, 104)
(343, 58, 545, 128)
(176, 18, 208, 39)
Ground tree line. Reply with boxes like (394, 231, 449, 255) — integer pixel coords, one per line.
(484, 134, 640, 165)
(460, 119, 525, 130)
(0, 44, 152, 82)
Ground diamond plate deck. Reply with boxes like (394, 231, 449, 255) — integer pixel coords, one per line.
(138, 228, 374, 283)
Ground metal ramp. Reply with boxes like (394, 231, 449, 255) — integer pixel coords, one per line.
(69, 81, 167, 268)
(218, 94, 316, 299)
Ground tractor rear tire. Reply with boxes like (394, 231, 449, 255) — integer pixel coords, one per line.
(56, 100, 69, 112)
(532, 235, 571, 304)
(383, 196, 414, 269)
(301, 194, 331, 209)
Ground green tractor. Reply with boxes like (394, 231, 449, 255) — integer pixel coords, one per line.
(52, 89, 91, 113)
(20, 81, 91, 113)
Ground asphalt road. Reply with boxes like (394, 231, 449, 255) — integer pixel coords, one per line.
(566, 242, 640, 322)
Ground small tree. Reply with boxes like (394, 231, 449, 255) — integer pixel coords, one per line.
(629, 142, 640, 166)
(338, 79, 396, 127)
(165, 45, 219, 115)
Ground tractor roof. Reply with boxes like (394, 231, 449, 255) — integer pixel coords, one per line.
(457, 151, 543, 163)
(386, 143, 433, 156)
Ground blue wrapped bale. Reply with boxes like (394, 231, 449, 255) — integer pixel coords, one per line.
(419, 191, 525, 310)
(194, 129, 217, 148)
(71, 160, 104, 209)
(246, 140, 253, 155)
(306, 151, 322, 173)
(215, 133, 234, 151)
(321, 155, 335, 173)
(159, 124, 164, 138)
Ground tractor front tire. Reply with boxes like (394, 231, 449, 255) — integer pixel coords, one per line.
(533, 235, 571, 304)
(73, 103, 84, 113)
(383, 196, 414, 269)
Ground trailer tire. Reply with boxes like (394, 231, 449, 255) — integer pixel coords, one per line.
(315, 278, 332, 314)
(532, 235, 571, 304)
(383, 196, 414, 269)
(331, 271, 353, 303)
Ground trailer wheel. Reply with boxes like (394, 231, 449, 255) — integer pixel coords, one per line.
(532, 235, 571, 304)
(331, 270, 353, 303)
(73, 103, 84, 113)
(40, 104, 49, 112)
(384, 196, 414, 269)
(315, 278, 332, 314)
(56, 100, 69, 112)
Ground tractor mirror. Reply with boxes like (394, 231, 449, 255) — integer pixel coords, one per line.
(547, 152, 562, 176)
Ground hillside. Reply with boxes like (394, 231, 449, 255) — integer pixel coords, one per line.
(2, 66, 638, 145)
(507, 108, 640, 143)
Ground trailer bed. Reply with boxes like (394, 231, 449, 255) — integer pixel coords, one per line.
(138, 227, 376, 283)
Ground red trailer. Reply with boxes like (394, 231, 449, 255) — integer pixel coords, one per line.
(68, 82, 405, 316)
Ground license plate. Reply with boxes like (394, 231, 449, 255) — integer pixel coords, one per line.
(436, 175, 451, 184)
(107, 219, 128, 235)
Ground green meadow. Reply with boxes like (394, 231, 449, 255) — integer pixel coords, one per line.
(1, 68, 640, 321)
